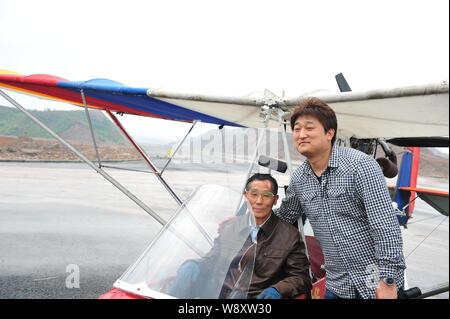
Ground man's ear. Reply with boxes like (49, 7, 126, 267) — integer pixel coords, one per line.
(326, 128, 335, 141)
(273, 195, 279, 206)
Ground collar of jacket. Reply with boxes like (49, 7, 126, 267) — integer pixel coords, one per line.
(301, 144, 341, 177)
(240, 212, 278, 239)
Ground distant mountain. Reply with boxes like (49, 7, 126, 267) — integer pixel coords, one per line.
(381, 144, 448, 179)
(0, 105, 127, 145)
(417, 147, 449, 179)
(173, 127, 303, 164)
(2, 104, 447, 178)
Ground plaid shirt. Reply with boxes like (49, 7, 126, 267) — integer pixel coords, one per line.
(276, 145, 405, 299)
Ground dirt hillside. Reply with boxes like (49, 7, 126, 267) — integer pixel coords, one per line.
(0, 135, 447, 180)
(0, 135, 140, 161)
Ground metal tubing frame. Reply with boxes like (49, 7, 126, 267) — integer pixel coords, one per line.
(235, 103, 295, 211)
(234, 115, 269, 215)
(80, 89, 102, 166)
(105, 110, 183, 206)
(273, 107, 309, 276)
(149, 83, 449, 106)
(278, 109, 293, 176)
(160, 120, 198, 175)
(104, 115, 214, 248)
(100, 164, 155, 174)
(284, 82, 449, 105)
(147, 88, 265, 106)
(416, 285, 449, 299)
(0, 89, 167, 226)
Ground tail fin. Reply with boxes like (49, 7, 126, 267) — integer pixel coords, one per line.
(395, 147, 420, 225)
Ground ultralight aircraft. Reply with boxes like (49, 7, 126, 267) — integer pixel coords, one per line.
(0, 69, 448, 299)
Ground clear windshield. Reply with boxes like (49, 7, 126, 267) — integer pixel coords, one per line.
(116, 184, 256, 299)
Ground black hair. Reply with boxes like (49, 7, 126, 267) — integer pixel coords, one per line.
(245, 173, 278, 195)
(290, 97, 338, 146)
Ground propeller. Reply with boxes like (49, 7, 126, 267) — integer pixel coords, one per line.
(376, 139, 399, 178)
(376, 157, 399, 178)
(335, 73, 352, 92)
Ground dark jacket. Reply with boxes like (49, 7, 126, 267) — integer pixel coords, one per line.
(199, 213, 311, 298)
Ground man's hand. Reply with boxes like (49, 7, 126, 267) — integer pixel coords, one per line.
(177, 261, 200, 282)
(256, 287, 282, 299)
(375, 280, 398, 299)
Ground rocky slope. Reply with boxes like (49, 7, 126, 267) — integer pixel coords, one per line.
(0, 135, 140, 161)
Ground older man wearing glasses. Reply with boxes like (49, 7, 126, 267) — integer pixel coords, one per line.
(170, 173, 311, 299)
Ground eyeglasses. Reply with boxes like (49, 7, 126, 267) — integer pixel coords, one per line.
(245, 190, 275, 200)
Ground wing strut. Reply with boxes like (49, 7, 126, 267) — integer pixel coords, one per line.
(81, 89, 102, 167)
(160, 120, 198, 175)
(105, 111, 215, 246)
(0, 88, 167, 226)
(105, 110, 183, 205)
(278, 108, 293, 176)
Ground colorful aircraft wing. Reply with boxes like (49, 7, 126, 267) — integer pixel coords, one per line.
(399, 186, 449, 217)
(0, 70, 243, 127)
(1, 70, 448, 140)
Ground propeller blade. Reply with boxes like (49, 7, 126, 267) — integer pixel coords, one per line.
(335, 73, 352, 92)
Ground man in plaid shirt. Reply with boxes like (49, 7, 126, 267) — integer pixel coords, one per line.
(276, 97, 405, 299)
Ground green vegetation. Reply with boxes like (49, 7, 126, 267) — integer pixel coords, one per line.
(0, 105, 127, 144)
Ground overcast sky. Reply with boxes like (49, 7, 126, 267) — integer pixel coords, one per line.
(1, 0, 449, 142)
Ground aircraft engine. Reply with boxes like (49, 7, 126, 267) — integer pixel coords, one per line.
(376, 156, 399, 178)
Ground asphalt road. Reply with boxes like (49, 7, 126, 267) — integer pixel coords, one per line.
(0, 162, 448, 298)
(0, 189, 160, 299)
(0, 161, 257, 299)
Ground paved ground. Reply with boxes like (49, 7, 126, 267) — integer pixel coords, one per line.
(0, 162, 448, 298)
